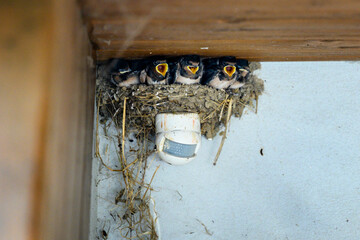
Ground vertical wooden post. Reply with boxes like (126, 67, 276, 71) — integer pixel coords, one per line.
(0, 0, 95, 239)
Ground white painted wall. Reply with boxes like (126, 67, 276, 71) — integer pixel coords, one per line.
(145, 62, 360, 240)
(92, 61, 360, 240)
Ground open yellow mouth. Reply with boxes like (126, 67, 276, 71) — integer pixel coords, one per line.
(224, 65, 236, 77)
(187, 66, 199, 75)
(155, 63, 168, 77)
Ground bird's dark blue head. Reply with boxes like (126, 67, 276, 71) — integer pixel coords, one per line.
(179, 55, 203, 78)
(106, 58, 130, 75)
(236, 59, 251, 81)
(106, 59, 131, 85)
(236, 59, 249, 69)
(116, 60, 131, 74)
(103, 58, 129, 75)
(219, 56, 237, 80)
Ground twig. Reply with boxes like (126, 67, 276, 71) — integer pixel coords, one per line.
(96, 95, 122, 172)
(202, 97, 228, 121)
(213, 98, 233, 166)
(142, 165, 160, 200)
(122, 97, 128, 166)
(196, 219, 213, 236)
(218, 95, 229, 121)
(99, 155, 122, 172)
(120, 98, 131, 196)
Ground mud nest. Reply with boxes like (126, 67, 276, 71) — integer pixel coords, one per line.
(97, 62, 264, 139)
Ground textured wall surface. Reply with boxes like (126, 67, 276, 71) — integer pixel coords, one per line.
(145, 61, 360, 239)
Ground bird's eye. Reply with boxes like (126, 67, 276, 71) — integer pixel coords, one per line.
(187, 66, 199, 74)
(155, 63, 168, 76)
(224, 65, 236, 77)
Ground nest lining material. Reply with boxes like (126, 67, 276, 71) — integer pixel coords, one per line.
(98, 62, 264, 139)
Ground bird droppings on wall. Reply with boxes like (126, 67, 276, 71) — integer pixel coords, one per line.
(95, 55, 263, 239)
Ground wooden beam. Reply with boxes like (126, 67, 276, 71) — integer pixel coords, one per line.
(82, 0, 360, 61)
(36, 0, 96, 239)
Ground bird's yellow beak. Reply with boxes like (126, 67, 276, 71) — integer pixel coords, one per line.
(239, 68, 249, 77)
(224, 65, 236, 77)
(156, 63, 168, 77)
(187, 66, 199, 75)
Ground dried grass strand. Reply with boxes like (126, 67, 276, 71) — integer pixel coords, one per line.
(213, 98, 233, 166)
(142, 165, 160, 200)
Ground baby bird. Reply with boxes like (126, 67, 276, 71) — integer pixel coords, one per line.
(201, 56, 238, 89)
(229, 59, 251, 89)
(109, 59, 144, 87)
(140, 59, 170, 85)
(173, 55, 203, 84)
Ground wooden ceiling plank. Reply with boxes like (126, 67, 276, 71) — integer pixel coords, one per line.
(82, 0, 360, 61)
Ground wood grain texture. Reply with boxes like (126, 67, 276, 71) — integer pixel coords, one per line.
(0, 1, 95, 240)
(82, 0, 360, 61)
(36, 0, 95, 239)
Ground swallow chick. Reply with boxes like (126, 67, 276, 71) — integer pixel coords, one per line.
(173, 55, 203, 84)
(229, 59, 251, 89)
(140, 59, 170, 85)
(109, 59, 143, 87)
(201, 56, 238, 89)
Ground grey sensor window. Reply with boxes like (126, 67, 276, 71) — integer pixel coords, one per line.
(163, 138, 197, 158)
